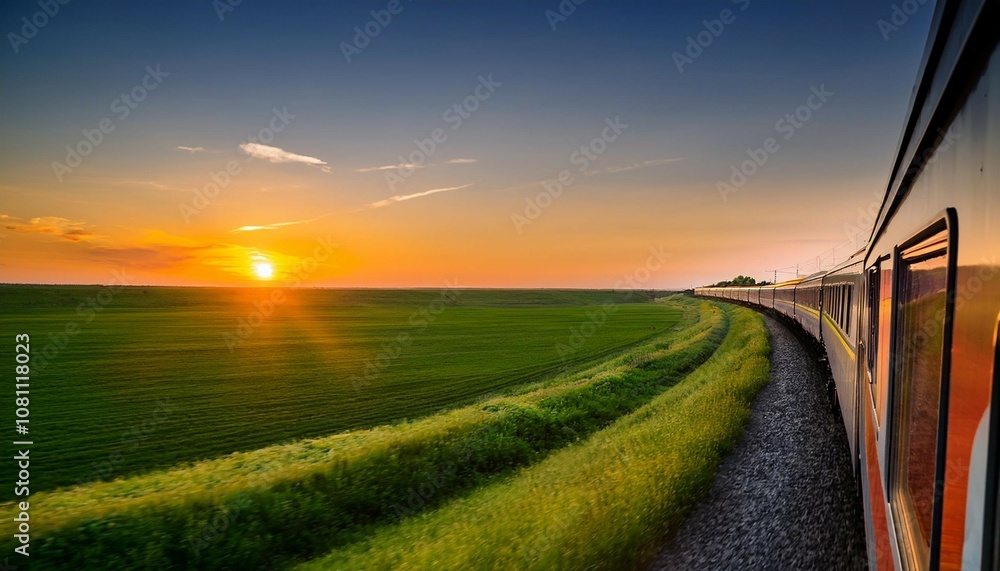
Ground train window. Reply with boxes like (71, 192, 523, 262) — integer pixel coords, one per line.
(845, 285, 853, 333)
(876, 260, 894, 422)
(835, 285, 840, 325)
(838, 286, 844, 327)
(867, 269, 878, 378)
(866, 264, 881, 413)
(891, 230, 949, 571)
(838, 286, 844, 328)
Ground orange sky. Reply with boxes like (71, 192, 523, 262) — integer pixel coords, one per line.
(0, 2, 932, 289)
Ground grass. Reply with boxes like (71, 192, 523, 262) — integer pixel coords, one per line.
(0, 286, 675, 491)
(1, 296, 727, 570)
(296, 304, 770, 570)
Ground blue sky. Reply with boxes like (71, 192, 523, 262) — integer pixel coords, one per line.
(0, 1, 935, 287)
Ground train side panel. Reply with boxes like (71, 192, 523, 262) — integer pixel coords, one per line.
(761, 286, 775, 309)
(858, 2, 1000, 567)
(821, 260, 863, 473)
(795, 279, 824, 342)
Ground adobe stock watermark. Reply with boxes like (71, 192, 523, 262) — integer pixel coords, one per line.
(511, 116, 628, 233)
(51, 65, 169, 181)
(717, 84, 833, 202)
(894, 256, 998, 366)
(877, 0, 931, 41)
(33, 269, 135, 373)
(555, 246, 671, 361)
(672, 0, 750, 73)
(520, 443, 635, 565)
(187, 494, 253, 556)
(350, 282, 462, 394)
(841, 124, 959, 242)
(381, 75, 500, 191)
(75, 398, 176, 486)
(213, 0, 243, 21)
(179, 107, 296, 223)
(390, 458, 459, 522)
(340, 0, 411, 63)
(223, 236, 338, 350)
(6, 0, 71, 54)
(544, 0, 586, 31)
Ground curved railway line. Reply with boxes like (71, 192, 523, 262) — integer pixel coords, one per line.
(696, 1, 999, 568)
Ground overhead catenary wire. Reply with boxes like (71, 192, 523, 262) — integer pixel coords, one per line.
(766, 230, 868, 282)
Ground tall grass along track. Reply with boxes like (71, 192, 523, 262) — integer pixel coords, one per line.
(297, 304, 770, 570)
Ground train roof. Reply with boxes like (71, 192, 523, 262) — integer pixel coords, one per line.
(869, 0, 994, 253)
(800, 271, 827, 284)
(826, 248, 866, 274)
(769, 277, 805, 288)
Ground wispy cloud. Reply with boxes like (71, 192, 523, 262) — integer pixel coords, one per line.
(586, 157, 686, 176)
(74, 177, 183, 192)
(355, 158, 477, 173)
(230, 217, 322, 233)
(239, 143, 331, 172)
(355, 162, 423, 173)
(367, 184, 472, 209)
(177, 146, 205, 153)
(0, 215, 99, 242)
(230, 184, 472, 233)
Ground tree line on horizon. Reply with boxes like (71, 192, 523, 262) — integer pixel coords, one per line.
(707, 275, 772, 287)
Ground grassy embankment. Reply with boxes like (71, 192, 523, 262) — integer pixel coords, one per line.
(4, 296, 729, 569)
(298, 304, 770, 570)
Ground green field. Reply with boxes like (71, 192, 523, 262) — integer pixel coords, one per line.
(0, 295, 772, 571)
(0, 289, 772, 570)
(1, 286, 678, 491)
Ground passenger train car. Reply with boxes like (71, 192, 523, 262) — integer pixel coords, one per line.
(696, 0, 999, 569)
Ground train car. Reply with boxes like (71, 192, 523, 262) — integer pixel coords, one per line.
(774, 278, 802, 320)
(794, 272, 825, 341)
(821, 251, 865, 475)
(854, 1, 1000, 568)
(760, 284, 776, 310)
(695, 1, 1000, 568)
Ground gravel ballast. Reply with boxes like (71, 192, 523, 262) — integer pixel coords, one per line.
(648, 313, 868, 570)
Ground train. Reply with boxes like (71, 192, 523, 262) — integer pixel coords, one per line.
(695, 0, 998, 569)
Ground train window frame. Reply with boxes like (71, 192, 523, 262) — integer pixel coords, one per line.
(887, 209, 958, 571)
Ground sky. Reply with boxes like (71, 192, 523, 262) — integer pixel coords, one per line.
(0, 0, 935, 288)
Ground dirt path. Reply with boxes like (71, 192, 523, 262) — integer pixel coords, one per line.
(648, 313, 868, 570)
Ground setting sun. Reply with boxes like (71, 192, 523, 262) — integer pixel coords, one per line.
(253, 261, 274, 279)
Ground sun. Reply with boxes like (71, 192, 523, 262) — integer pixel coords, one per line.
(253, 261, 274, 279)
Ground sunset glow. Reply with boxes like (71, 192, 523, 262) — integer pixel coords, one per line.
(253, 261, 274, 280)
(0, 3, 933, 288)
